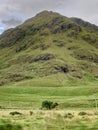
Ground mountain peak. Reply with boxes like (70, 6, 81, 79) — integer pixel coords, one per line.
(0, 11, 98, 86)
(35, 10, 60, 17)
(23, 10, 62, 24)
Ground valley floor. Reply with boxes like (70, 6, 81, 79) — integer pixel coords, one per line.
(0, 109, 98, 130)
(0, 84, 98, 129)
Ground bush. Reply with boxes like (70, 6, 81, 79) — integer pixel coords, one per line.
(29, 111, 33, 116)
(78, 112, 87, 116)
(41, 101, 58, 110)
(64, 113, 74, 119)
(9, 111, 22, 116)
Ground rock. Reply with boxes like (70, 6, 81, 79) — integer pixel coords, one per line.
(33, 53, 54, 62)
(55, 66, 69, 73)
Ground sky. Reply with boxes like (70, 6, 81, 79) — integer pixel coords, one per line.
(0, 0, 98, 34)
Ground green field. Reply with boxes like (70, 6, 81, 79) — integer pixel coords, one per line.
(0, 84, 98, 109)
(0, 83, 98, 129)
(0, 73, 98, 130)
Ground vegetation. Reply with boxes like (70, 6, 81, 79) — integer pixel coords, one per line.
(0, 119, 22, 130)
(64, 112, 74, 118)
(71, 17, 98, 32)
(41, 100, 58, 110)
(78, 111, 87, 116)
(9, 111, 22, 116)
(0, 84, 98, 109)
(0, 110, 98, 130)
(0, 11, 98, 86)
(0, 10, 98, 129)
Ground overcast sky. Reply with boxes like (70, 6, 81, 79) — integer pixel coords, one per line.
(0, 0, 98, 34)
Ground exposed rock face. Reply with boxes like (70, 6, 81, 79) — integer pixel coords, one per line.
(52, 22, 82, 34)
(33, 53, 55, 62)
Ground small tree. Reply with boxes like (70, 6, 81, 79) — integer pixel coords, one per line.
(41, 101, 58, 110)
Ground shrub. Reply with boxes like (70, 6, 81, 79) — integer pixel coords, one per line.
(78, 112, 87, 116)
(9, 111, 22, 116)
(64, 113, 74, 119)
(29, 111, 33, 116)
(41, 101, 58, 110)
(42, 101, 53, 110)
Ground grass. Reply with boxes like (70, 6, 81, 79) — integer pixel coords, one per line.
(0, 118, 22, 130)
(0, 110, 98, 130)
(0, 10, 98, 129)
(0, 84, 98, 109)
(0, 11, 98, 86)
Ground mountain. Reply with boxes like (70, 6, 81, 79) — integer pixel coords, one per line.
(71, 17, 98, 32)
(0, 10, 98, 86)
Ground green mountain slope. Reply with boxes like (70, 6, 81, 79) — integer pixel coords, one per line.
(71, 17, 98, 32)
(0, 11, 98, 86)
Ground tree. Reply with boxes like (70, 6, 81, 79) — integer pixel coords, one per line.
(41, 100, 58, 110)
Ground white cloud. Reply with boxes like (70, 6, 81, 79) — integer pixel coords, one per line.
(0, 0, 98, 33)
(56, 0, 98, 25)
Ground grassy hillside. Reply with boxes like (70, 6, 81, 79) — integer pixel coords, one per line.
(0, 10, 98, 86)
(71, 17, 98, 32)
